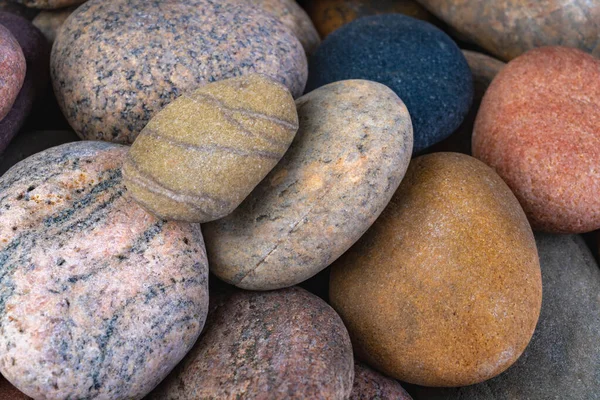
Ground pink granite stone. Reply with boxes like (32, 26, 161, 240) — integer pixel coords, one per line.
(0, 24, 25, 122)
(351, 362, 413, 400)
(473, 46, 600, 233)
(0, 141, 209, 399)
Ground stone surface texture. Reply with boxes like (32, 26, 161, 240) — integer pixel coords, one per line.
(124, 74, 298, 223)
(351, 362, 412, 400)
(0, 12, 50, 154)
(330, 152, 542, 387)
(204, 80, 413, 290)
(0, 24, 25, 122)
(407, 234, 600, 400)
(305, 0, 435, 38)
(0, 141, 209, 399)
(416, 0, 600, 61)
(31, 5, 75, 43)
(474, 47, 600, 233)
(148, 286, 354, 399)
(251, 0, 320, 54)
(51, 0, 307, 144)
(307, 14, 472, 153)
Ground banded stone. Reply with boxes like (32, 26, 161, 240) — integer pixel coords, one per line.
(0, 141, 209, 399)
(123, 74, 299, 223)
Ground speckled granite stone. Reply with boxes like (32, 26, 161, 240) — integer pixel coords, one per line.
(474, 47, 600, 233)
(351, 362, 412, 400)
(52, 0, 308, 144)
(251, 0, 320, 55)
(307, 14, 472, 153)
(0, 12, 50, 153)
(406, 234, 600, 400)
(416, 0, 600, 61)
(0, 1, 38, 20)
(124, 74, 298, 223)
(204, 80, 413, 290)
(0, 375, 29, 399)
(0, 24, 25, 122)
(0, 141, 209, 399)
(10, 0, 84, 10)
(305, 0, 436, 38)
(32, 5, 74, 43)
(148, 286, 354, 399)
(427, 50, 505, 155)
(330, 153, 542, 387)
(0, 130, 79, 176)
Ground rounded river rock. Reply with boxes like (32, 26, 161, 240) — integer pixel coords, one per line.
(351, 362, 412, 400)
(0, 141, 209, 399)
(51, 0, 307, 144)
(330, 152, 542, 387)
(148, 286, 354, 399)
(407, 234, 600, 400)
(204, 79, 413, 290)
(124, 74, 298, 223)
(0, 24, 25, 122)
(474, 47, 600, 233)
(306, 14, 472, 153)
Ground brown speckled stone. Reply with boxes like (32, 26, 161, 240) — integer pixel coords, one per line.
(31, 5, 75, 43)
(0, 24, 25, 122)
(305, 0, 436, 38)
(416, 0, 600, 61)
(10, 0, 84, 10)
(474, 47, 600, 233)
(51, 0, 307, 144)
(427, 50, 505, 155)
(148, 286, 354, 399)
(0, 141, 209, 399)
(351, 362, 412, 400)
(251, 0, 320, 55)
(124, 74, 299, 223)
(330, 152, 542, 387)
(0, 376, 29, 400)
(203, 80, 413, 290)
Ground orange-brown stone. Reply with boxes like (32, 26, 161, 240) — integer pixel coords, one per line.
(329, 152, 542, 387)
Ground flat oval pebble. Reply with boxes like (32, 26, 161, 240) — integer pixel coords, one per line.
(305, 0, 436, 38)
(307, 14, 472, 153)
(0, 141, 209, 399)
(428, 50, 505, 155)
(0, 12, 50, 154)
(31, 5, 75, 44)
(204, 80, 413, 290)
(0, 24, 25, 122)
(124, 74, 299, 223)
(407, 234, 600, 400)
(10, 0, 84, 9)
(52, 0, 307, 144)
(416, 0, 600, 61)
(251, 0, 320, 55)
(351, 362, 412, 400)
(148, 286, 354, 400)
(474, 47, 600, 233)
(330, 152, 542, 387)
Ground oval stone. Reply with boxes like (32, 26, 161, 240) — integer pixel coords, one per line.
(305, 0, 436, 38)
(32, 5, 75, 44)
(351, 362, 412, 400)
(51, 0, 307, 144)
(10, 0, 84, 9)
(407, 234, 600, 399)
(329, 152, 542, 387)
(416, 0, 600, 61)
(124, 74, 298, 223)
(306, 14, 472, 153)
(474, 47, 600, 233)
(148, 286, 354, 399)
(251, 0, 320, 55)
(0, 24, 25, 122)
(204, 80, 413, 290)
(0, 142, 209, 399)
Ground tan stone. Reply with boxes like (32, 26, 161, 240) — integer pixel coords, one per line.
(330, 152, 542, 387)
(123, 74, 298, 223)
